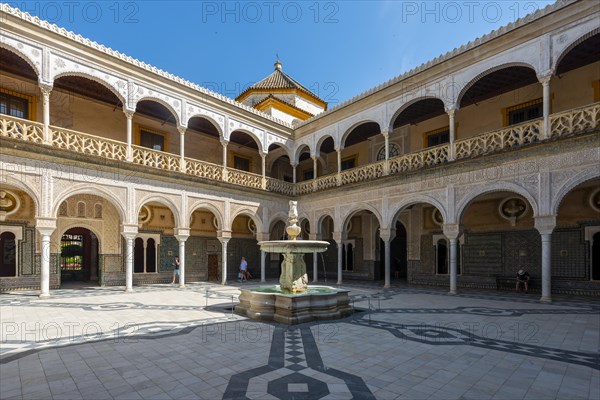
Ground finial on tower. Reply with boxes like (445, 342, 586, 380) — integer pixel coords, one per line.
(274, 55, 282, 71)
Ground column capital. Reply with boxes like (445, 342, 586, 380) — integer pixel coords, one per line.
(259, 151, 267, 158)
(120, 223, 139, 240)
(381, 129, 389, 138)
(35, 217, 57, 236)
(177, 126, 187, 135)
(291, 162, 298, 168)
(39, 83, 53, 96)
(534, 215, 556, 235)
(308, 233, 322, 241)
(220, 139, 229, 146)
(379, 228, 394, 242)
(537, 70, 554, 85)
(311, 154, 319, 161)
(442, 223, 462, 240)
(255, 232, 270, 242)
(445, 106, 457, 117)
(174, 228, 190, 241)
(123, 108, 135, 119)
(332, 231, 346, 243)
(218, 230, 232, 241)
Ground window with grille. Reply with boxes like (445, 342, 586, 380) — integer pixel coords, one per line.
(0, 92, 28, 119)
(140, 129, 165, 151)
(377, 143, 401, 160)
(507, 100, 543, 125)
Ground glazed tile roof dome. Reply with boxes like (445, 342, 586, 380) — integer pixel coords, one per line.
(236, 61, 326, 105)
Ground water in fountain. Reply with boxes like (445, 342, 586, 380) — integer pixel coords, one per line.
(319, 252, 327, 283)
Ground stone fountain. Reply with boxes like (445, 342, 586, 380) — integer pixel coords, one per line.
(235, 201, 353, 324)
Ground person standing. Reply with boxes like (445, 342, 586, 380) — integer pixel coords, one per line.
(239, 256, 248, 282)
(172, 256, 180, 284)
(516, 269, 530, 293)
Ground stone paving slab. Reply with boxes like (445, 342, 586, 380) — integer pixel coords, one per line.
(1, 282, 598, 399)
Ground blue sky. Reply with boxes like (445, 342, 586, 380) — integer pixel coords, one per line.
(11, 1, 555, 105)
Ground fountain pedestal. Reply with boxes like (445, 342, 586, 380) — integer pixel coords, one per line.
(280, 252, 308, 293)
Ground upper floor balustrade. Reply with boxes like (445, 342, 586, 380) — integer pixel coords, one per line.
(2, 102, 598, 195)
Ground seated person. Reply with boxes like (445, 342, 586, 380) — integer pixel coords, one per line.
(515, 269, 531, 293)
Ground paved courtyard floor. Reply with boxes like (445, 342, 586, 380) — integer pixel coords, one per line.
(0, 281, 598, 400)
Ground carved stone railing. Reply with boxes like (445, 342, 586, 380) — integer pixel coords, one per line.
(389, 144, 449, 174)
(0, 115, 44, 144)
(185, 158, 223, 181)
(266, 177, 295, 196)
(295, 180, 314, 195)
(340, 161, 386, 185)
(132, 145, 180, 172)
(226, 168, 263, 190)
(454, 119, 541, 160)
(52, 126, 127, 161)
(2, 102, 598, 196)
(315, 174, 338, 191)
(550, 102, 600, 138)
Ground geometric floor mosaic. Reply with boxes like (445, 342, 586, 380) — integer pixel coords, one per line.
(1, 282, 599, 399)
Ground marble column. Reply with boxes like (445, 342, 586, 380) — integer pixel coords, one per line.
(125, 111, 134, 162)
(175, 230, 189, 288)
(443, 224, 461, 295)
(447, 107, 456, 161)
(121, 224, 138, 293)
(260, 250, 266, 283)
(384, 239, 391, 288)
(221, 140, 228, 182)
(449, 238, 458, 294)
(540, 233, 553, 302)
(178, 126, 186, 173)
(538, 72, 553, 139)
(219, 237, 230, 285)
(383, 130, 390, 175)
(40, 84, 52, 145)
(124, 237, 134, 292)
(535, 216, 556, 303)
(337, 242, 343, 285)
(36, 218, 56, 298)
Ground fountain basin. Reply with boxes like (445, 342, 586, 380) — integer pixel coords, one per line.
(257, 240, 329, 253)
(235, 285, 353, 325)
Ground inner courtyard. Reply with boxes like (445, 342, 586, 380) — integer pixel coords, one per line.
(1, 0, 599, 398)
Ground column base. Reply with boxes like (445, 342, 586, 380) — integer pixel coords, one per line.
(179, 284, 185, 289)
(384, 284, 390, 289)
(449, 290, 457, 295)
(539, 296, 552, 303)
(125, 288, 133, 293)
(336, 280, 342, 285)
(261, 279, 266, 283)
(39, 293, 50, 298)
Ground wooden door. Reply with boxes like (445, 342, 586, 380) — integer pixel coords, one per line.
(207, 254, 219, 281)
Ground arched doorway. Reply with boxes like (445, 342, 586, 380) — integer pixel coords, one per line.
(391, 222, 407, 280)
(60, 228, 99, 284)
(436, 239, 448, 275)
(0, 232, 17, 277)
(593, 232, 600, 281)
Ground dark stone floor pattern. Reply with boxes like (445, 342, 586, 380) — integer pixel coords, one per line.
(351, 316, 600, 371)
(374, 305, 600, 316)
(0, 317, 237, 364)
(222, 326, 375, 400)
